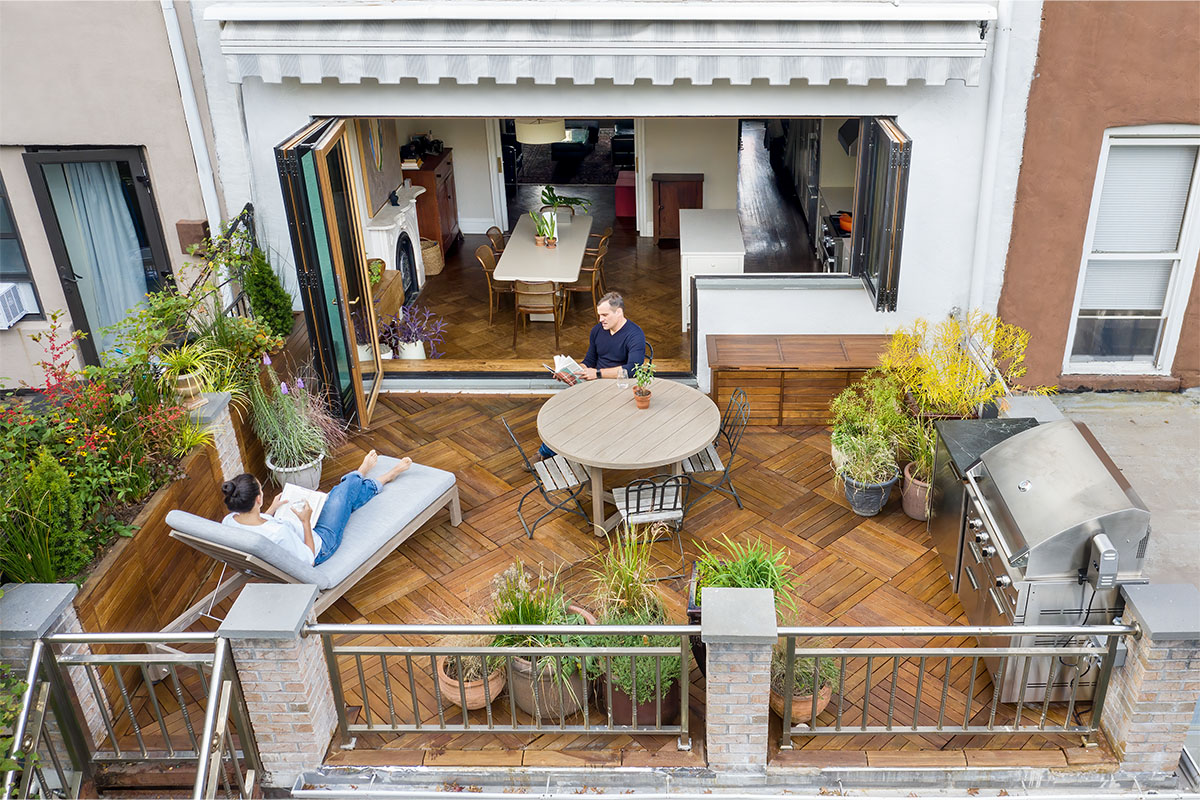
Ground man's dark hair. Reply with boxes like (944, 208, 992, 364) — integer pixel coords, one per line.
(598, 292, 624, 311)
(222, 473, 261, 513)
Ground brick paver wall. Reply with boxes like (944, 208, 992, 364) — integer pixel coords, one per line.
(705, 640, 772, 771)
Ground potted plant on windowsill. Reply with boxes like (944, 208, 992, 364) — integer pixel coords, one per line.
(900, 416, 936, 521)
(769, 642, 840, 725)
(686, 535, 799, 674)
(489, 560, 596, 720)
(249, 354, 347, 489)
(378, 306, 446, 360)
(632, 361, 655, 410)
(837, 431, 900, 517)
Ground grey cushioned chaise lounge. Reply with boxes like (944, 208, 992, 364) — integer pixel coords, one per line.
(163, 457, 460, 628)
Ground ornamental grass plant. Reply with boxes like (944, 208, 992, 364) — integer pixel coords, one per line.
(248, 355, 346, 470)
(693, 534, 799, 618)
(588, 524, 668, 619)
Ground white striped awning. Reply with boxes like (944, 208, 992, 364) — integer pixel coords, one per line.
(209, 2, 995, 88)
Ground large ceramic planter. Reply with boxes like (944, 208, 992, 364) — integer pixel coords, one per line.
(175, 372, 206, 409)
(901, 462, 931, 521)
(602, 676, 681, 727)
(509, 605, 596, 720)
(770, 684, 833, 725)
(266, 452, 324, 490)
(435, 655, 507, 711)
(841, 469, 900, 517)
(395, 342, 426, 360)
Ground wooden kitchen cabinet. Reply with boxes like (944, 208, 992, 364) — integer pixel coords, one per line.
(408, 149, 461, 257)
(651, 173, 703, 244)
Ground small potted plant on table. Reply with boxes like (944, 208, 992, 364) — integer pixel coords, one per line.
(249, 355, 347, 489)
(632, 361, 655, 409)
(490, 560, 596, 720)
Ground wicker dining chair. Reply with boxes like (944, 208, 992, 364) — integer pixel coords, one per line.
(513, 279, 563, 349)
(485, 226, 507, 255)
(475, 244, 513, 325)
(563, 245, 606, 313)
(612, 473, 691, 579)
(585, 227, 613, 256)
(682, 388, 750, 510)
(501, 418, 590, 539)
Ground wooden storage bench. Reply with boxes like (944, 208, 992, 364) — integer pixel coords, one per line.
(707, 334, 890, 425)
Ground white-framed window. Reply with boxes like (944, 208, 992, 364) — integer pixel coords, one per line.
(1064, 125, 1200, 375)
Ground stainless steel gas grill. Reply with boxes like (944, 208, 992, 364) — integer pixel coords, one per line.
(949, 420, 1151, 702)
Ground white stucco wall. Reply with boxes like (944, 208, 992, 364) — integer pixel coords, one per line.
(395, 118, 495, 230)
(0, 0, 209, 387)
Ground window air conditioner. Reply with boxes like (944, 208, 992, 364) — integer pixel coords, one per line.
(0, 282, 32, 330)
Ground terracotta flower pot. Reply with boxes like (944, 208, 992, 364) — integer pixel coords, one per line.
(770, 683, 833, 724)
(435, 655, 507, 711)
(535, 235, 546, 246)
(901, 461, 931, 521)
(508, 605, 596, 720)
(633, 388, 651, 410)
(546, 238, 558, 249)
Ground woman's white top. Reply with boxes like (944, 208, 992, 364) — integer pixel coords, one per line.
(222, 512, 321, 566)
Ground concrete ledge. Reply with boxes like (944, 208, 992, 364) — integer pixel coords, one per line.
(191, 391, 231, 425)
(0, 583, 78, 640)
(701, 587, 777, 644)
(1121, 583, 1200, 639)
(218, 583, 317, 640)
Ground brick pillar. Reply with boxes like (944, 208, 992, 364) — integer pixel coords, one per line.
(701, 587, 777, 773)
(0, 583, 107, 748)
(218, 584, 337, 790)
(191, 391, 244, 480)
(1101, 584, 1200, 777)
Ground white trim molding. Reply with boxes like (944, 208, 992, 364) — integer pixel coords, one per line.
(1062, 124, 1200, 377)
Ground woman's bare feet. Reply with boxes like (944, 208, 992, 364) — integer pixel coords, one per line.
(379, 456, 413, 485)
(357, 449, 379, 477)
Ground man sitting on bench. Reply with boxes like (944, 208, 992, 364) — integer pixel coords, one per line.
(221, 450, 411, 566)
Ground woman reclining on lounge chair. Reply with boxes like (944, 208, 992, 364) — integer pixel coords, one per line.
(221, 450, 411, 566)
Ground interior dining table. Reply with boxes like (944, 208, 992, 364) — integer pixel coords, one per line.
(537, 378, 721, 534)
(494, 211, 595, 283)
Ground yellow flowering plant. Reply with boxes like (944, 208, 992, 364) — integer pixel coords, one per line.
(880, 311, 1053, 418)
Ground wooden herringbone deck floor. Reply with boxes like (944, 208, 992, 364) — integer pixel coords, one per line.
(312, 392, 1114, 768)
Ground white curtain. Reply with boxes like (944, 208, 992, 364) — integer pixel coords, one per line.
(45, 161, 145, 357)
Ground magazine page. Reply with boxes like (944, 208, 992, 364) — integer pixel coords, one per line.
(273, 483, 328, 527)
(553, 354, 585, 379)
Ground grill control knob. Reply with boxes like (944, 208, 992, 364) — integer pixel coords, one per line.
(980, 545, 997, 558)
(974, 531, 990, 544)
(968, 517, 983, 530)
(995, 575, 1012, 588)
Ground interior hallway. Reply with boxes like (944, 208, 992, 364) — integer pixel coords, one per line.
(738, 119, 820, 274)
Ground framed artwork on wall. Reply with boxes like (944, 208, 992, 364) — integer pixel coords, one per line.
(355, 118, 403, 215)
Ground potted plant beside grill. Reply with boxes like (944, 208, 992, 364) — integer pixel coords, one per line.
(900, 416, 936, 521)
(837, 431, 900, 517)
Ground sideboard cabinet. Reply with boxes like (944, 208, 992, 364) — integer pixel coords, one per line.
(409, 149, 461, 257)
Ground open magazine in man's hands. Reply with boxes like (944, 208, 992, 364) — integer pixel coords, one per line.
(544, 354, 585, 385)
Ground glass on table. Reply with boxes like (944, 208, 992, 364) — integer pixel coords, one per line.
(615, 367, 630, 389)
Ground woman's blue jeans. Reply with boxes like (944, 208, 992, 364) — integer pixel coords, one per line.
(313, 472, 381, 565)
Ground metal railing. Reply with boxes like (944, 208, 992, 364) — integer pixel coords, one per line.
(3, 633, 259, 800)
(308, 623, 696, 751)
(775, 623, 1135, 748)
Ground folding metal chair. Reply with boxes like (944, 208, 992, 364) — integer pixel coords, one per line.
(612, 474, 691, 580)
(502, 418, 591, 538)
(682, 388, 749, 510)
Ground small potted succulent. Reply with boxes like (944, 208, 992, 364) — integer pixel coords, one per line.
(837, 431, 900, 517)
(379, 306, 446, 360)
(489, 561, 596, 720)
(632, 361, 655, 410)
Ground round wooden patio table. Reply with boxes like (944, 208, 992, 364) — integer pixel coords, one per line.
(537, 378, 720, 534)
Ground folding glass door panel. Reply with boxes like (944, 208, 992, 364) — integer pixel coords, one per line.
(276, 119, 381, 427)
(24, 148, 171, 364)
(851, 118, 911, 312)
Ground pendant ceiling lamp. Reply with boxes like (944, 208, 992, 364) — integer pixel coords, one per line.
(514, 118, 566, 145)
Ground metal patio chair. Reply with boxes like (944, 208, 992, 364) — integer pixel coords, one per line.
(502, 418, 591, 538)
(682, 388, 749, 510)
(612, 474, 691, 579)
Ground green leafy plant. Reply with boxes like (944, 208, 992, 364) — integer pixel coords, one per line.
(633, 361, 655, 395)
(589, 605, 681, 704)
(249, 356, 346, 471)
(528, 210, 553, 240)
(106, 287, 206, 361)
(170, 416, 215, 458)
(901, 416, 937, 484)
(837, 431, 899, 486)
(490, 560, 589, 679)
(770, 643, 840, 697)
(588, 524, 668, 619)
(158, 342, 236, 394)
(540, 186, 592, 214)
(241, 248, 295, 339)
(367, 258, 384, 287)
(693, 535, 798, 618)
(829, 370, 908, 457)
(17, 449, 88, 580)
